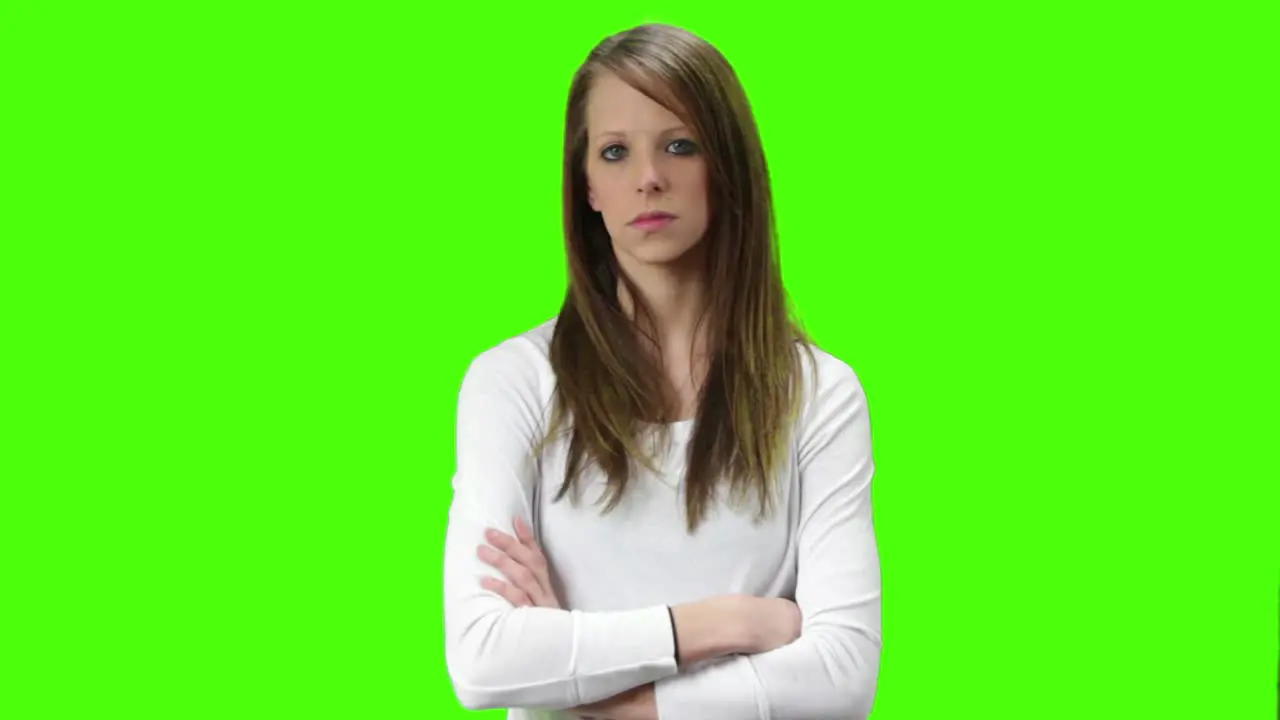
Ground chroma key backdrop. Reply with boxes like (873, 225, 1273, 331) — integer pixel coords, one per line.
(2, 3, 1275, 720)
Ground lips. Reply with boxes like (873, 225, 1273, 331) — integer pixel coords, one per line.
(629, 211, 676, 225)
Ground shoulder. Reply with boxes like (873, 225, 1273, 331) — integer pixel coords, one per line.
(794, 341, 873, 456)
(797, 341, 869, 412)
(459, 318, 558, 404)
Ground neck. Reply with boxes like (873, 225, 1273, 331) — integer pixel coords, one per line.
(616, 254, 708, 355)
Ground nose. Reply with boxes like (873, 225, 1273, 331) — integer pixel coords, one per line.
(634, 152, 667, 195)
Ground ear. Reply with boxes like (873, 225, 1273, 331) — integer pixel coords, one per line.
(587, 188, 598, 211)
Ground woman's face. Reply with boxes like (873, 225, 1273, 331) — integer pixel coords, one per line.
(584, 71, 710, 270)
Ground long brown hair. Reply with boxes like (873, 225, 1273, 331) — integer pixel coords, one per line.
(543, 23, 810, 533)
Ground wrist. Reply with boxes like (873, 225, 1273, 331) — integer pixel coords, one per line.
(669, 595, 754, 665)
(716, 594, 760, 655)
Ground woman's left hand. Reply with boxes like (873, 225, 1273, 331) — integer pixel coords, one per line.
(477, 517, 562, 609)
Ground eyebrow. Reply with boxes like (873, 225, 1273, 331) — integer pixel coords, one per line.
(594, 125, 690, 140)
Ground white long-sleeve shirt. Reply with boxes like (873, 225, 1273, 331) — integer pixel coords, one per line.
(443, 320, 882, 719)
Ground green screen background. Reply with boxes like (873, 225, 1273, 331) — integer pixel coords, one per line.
(4, 3, 1276, 719)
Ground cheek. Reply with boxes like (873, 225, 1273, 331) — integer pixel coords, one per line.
(588, 179, 628, 222)
(681, 164, 709, 203)
(585, 168, 613, 211)
(686, 169, 711, 220)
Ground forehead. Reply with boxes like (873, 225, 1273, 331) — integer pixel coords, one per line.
(585, 71, 686, 137)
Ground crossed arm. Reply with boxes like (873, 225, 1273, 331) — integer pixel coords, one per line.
(443, 341, 882, 719)
(475, 518, 800, 719)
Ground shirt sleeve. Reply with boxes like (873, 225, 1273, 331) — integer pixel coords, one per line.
(653, 354, 883, 719)
(443, 339, 680, 711)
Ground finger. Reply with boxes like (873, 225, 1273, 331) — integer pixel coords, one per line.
(513, 516, 535, 544)
(480, 577, 531, 607)
(496, 524, 553, 591)
(477, 545, 547, 604)
(485, 530, 552, 598)
(486, 529, 546, 574)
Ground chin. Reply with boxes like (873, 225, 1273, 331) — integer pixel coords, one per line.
(617, 235, 704, 267)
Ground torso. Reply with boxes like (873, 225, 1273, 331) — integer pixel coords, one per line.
(502, 321, 810, 719)
(534, 418, 802, 612)
(518, 321, 803, 612)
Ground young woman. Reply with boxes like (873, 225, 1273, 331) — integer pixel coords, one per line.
(443, 23, 881, 720)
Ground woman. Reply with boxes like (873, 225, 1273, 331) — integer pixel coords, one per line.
(443, 23, 881, 720)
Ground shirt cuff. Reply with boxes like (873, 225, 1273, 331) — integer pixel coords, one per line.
(667, 605, 680, 666)
(570, 604, 679, 703)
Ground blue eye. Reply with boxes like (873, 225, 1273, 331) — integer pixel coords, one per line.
(668, 139, 698, 155)
(599, 139, 699, 162)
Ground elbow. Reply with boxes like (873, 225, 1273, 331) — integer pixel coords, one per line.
(816, 665, 878, 720)
(455, 691, 503, 712)
(809, 628, 881, 719)
(806, 668, 877, 720)
(843, 682, 878, 720)
(445, 605, 527, 711)
(445, 616, 505, 710)
(846, 655, 881, 719)
(446, 653, 508, 711)
(445, 611, 568, 712)
(448, 654, 577, 712)
(453, 689, 501, 712)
